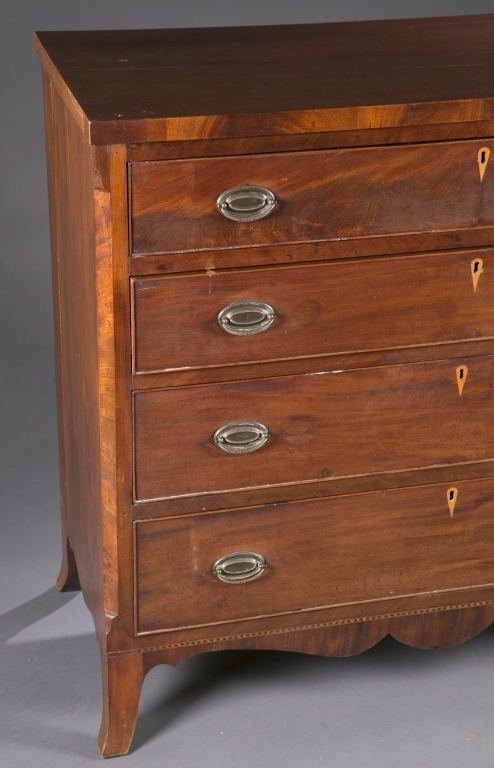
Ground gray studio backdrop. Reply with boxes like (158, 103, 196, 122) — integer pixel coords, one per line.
(2, 2, 494, 767)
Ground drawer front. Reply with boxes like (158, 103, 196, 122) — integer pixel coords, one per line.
(134, 356, 494, 502)
(135, 479, 494, 633)
(130, 141, 494, 255)
(133, 250, 494, 374)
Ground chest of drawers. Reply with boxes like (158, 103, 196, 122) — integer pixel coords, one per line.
(35, 15, 494, 757)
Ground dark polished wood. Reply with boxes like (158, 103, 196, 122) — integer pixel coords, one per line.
(98, 651, 145, 759)
(134, 356, 494, 502)
(36, 16, 494, 758)
(135, 478, 494, 635)
(132, 459, 494, 521)
(132, 338, 494, 391)
(131, 583, 494, 653)
(35, 16, 494, 144)
(43, 72, 108, 631)
(134, 598, 494, 662)
(131, 141, 494, 255)
(129, 234, 494, 277)
(133, 250, 494, 374)
(42, 63, 135, 755)
(125, 121, 494, 163)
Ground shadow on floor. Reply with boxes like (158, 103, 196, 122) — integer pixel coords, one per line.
(2, 587, 494, 761)
(0, 586, 78, 644)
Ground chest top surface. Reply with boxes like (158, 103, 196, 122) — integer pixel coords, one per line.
(35, 14, 494, 145)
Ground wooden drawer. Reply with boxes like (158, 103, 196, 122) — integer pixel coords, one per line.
(135, 478, 494, 634)
(134, 356, 494, 502)
(130, 141, 494, 255)
(132, 250, 493, 374)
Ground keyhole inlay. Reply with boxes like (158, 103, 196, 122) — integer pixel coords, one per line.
(478, 147, 490, 181)
(456, 365, 468, 396)
(471, 258, 483, 291)
(447, 487, 458, 517)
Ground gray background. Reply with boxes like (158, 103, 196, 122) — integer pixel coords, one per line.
(2, 1, 494, 765)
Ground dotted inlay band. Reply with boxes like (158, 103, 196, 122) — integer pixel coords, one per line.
(130, 599, 494, 654)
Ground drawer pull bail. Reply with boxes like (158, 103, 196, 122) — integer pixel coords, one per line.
(214, 420, 270, 454)
(213, 552, 267, 584)
(218, 300, 276, 336)
(217, 185, 277, 222)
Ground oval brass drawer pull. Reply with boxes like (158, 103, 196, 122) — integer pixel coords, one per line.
(213, 552, 267, 584)
(217, 185, 277, 222)
(213, 420, 270, 454)
(218, 300, 276, 336)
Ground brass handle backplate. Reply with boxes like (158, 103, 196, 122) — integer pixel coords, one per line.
(213, 552, 267, 584)
(217, 185, 277, 222)
(213, 420, 270, 454)
(218, 300, 276, 336)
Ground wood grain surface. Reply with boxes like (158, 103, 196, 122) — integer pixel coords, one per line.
(135, 478, 494, 634)
(132, 460, 494, 521)
(35, 16, 494, 144)
(129, 582, 494, 651)
(37, 15, 494, 757)
(132, 599, 494, 664)
(42, 72, 109, 629)
(43, 68, 141, 757)
(134, 356, 494, 502)
(130, 141, 494, 254)
(132, 339, 494, 393)
(126, 121, 494, 163)
(129, 234, 494, 277)
(97, 652, 144, 759)
(133, 250, 494, 374)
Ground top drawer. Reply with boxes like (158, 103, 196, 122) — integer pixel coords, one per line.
(130, 141, 494, 255)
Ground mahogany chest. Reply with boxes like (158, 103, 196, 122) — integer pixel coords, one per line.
(36, 15, 494, 757)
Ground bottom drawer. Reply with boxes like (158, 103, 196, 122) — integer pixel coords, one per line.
(135, 478, 494, 635)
